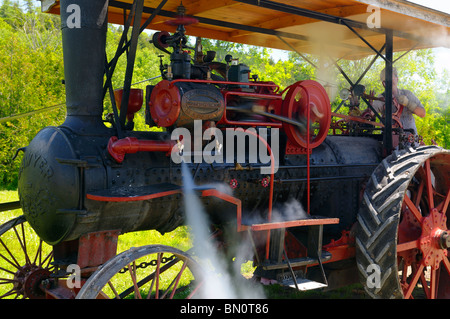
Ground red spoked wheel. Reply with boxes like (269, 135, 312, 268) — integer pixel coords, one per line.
(282, 80, 331, 149)
(398, 155, 450, 298)
(357, 146, 450, 299)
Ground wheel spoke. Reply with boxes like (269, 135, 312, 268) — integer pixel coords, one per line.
(415, 179, 425, 208)
(404, 194, 423, 224)
(424, 160, 434, 210)
(41, 250, 54, 270)
(165, 261, 187, 299)
(443, 254, 450, 269)
(107, 280, 120, 299)
(419, 267, 430, 299)
(187, 279, 204, 299)
(0, 288, 19, 299)
(0, 266, 17, 276)
(397, 239, 419, 252)
(33, 240, 43, 267)
(404, 263, 424, 299)
(128, 261, 142, 299)
(146, 252, 162, 299)
(11, 225, 30, 267)
(0, 239, 21, 270)
(20, 224, 30, 266)
(400, 262, 408, 285)
(430, 267, 438, 299)
(0, 278, 19, 285)
(441, 189, 450, 214)
(154, 253, 162, 299)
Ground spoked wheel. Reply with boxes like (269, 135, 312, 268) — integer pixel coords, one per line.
(356, 146, 450, 298)
(0, 216, 54, 299)
(76, 245, 203, 299)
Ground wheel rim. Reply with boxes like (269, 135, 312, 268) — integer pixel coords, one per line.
(76, 245, 203, 299)
(397, 156, 450, 299)
(0, 216, 54, 299)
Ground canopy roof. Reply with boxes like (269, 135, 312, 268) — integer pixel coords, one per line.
(41, 0, 450, 59)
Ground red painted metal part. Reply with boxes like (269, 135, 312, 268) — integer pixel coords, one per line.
(45, 280, 78, 299)
(282, 80, 331, 150)
(149, 80, 181, 127)
(331, 112, 384, 128)
(86, 188, 182, 202)
(250, 217, 339, 231)
(284, 230, 307, 260)
(77, 230, 120, 269)
(107, 136, 177, 163)
(44, 230, 119, 299)
(397, 158, 450, 299)
(200, 188, 244, 232)
(113, 88, 143, 121)
(322, 230, 356, 263)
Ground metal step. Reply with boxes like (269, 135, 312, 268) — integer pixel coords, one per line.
(284, 278, 328, 291)
(260, 267, 328, 291)
(261, 251, 332, 270)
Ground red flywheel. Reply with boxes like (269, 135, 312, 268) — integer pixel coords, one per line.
(282, 80, 331, 149)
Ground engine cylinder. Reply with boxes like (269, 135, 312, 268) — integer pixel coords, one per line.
(149, 81, 225, 127)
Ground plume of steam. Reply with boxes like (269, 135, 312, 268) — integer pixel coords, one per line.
(272, 197, 310, 222)
(181, 163, 265, 299)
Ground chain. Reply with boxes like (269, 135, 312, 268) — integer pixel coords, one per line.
(118, 254, 176, 274)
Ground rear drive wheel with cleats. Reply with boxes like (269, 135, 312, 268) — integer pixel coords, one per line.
(356, 145, 450, 299)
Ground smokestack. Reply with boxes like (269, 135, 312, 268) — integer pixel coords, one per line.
(60, 0, 109, 132)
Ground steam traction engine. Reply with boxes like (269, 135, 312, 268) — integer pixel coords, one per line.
(1, 0, 449, 299)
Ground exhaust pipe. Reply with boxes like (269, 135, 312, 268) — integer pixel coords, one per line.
(60, 0, 109, 132)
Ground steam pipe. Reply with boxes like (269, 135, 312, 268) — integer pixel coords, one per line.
(107, 136, 177, 163)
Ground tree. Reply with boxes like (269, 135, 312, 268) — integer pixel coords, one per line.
(0, 2, 65, 189)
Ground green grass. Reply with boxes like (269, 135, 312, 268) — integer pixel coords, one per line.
(0, 189, 21, 224)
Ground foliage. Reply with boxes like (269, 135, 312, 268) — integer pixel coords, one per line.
(0, 3, 65, 189)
